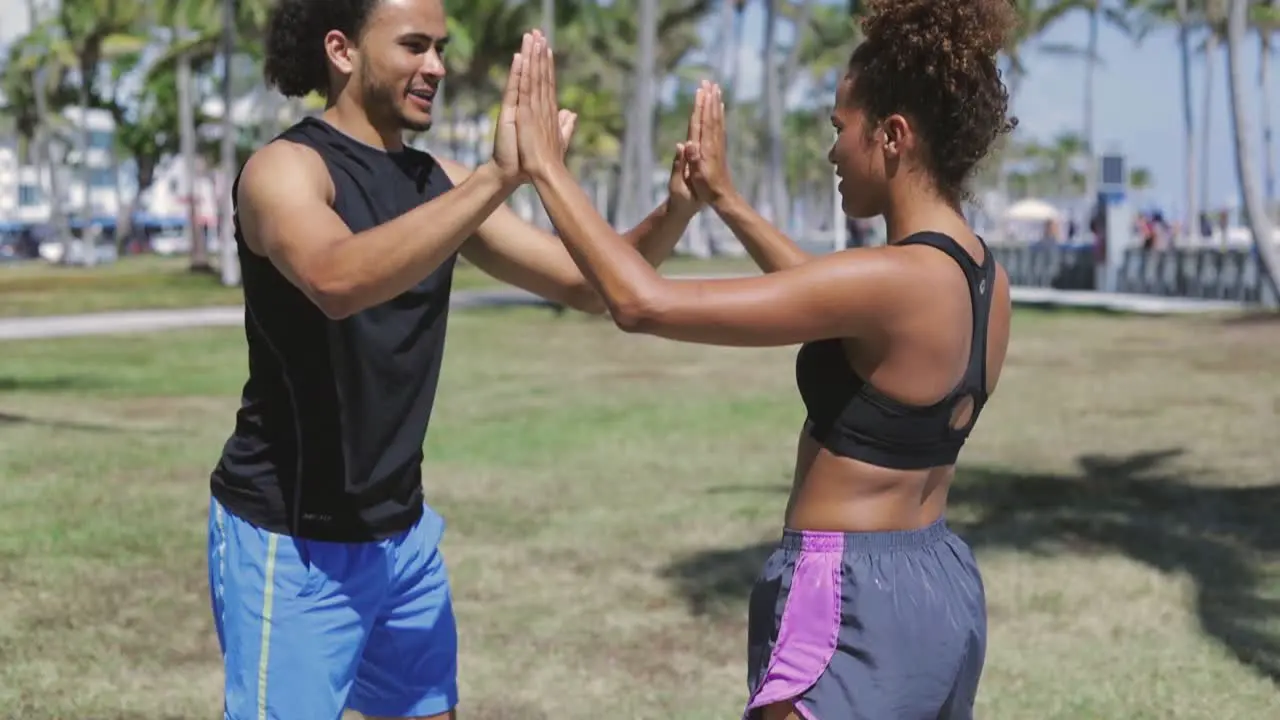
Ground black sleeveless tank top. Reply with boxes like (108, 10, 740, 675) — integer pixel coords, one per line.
(795, 231, 996, 470)
(210, 117, 458, 541)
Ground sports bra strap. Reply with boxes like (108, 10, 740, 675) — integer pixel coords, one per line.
(897, 232, 996, 392)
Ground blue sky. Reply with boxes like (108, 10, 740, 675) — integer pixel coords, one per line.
(722, 2, 1280, 220)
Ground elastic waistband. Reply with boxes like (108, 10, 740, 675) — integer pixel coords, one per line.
(780, 517, 951, 553)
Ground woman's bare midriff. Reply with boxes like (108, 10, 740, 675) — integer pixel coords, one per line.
(782, 431, 953, 533)
(778, 233, 1010, 534)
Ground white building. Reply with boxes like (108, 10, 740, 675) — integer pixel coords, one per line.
(144, 153, 222, 229)
(61, 106, 123, 220)
(0, 106, 125, 228)
(0, 103, 226, 238)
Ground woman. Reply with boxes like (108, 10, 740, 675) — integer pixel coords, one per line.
(512, 0, 1014, 716)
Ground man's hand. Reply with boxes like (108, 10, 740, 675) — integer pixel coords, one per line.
(684, 81, 735, 206)
(493, 31, 578, 187)
(488, 37, 529, 188)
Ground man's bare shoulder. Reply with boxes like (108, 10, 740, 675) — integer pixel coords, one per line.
(236, 140, 339, 256)
(238, 139, 332, 207)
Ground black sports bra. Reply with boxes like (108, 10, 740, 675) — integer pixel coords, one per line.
(795, 231, 995, 470)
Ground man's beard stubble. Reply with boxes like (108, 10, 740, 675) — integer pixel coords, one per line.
(360, 64, 433, 134)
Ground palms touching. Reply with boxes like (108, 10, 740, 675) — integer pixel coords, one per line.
(513, 29, 703, 208)
(666, 85, 706, 210)
(514, 31, 572, 181)
(498, 30, 578, 185)
(683, 81, 733, 204)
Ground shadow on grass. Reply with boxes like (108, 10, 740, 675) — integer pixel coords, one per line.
(1218, 310, 1280, 326)
(0, 411, 125, 432)
(0, 375, 105, 392)
(662, 449, 1280, 684)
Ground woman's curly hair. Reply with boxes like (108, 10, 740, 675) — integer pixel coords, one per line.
(263, 0, 381, 98)
(848, 0, 1019, 205)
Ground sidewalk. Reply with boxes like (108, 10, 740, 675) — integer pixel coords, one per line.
(0, 287, 551, 341)
(0, 281, 1255, 342)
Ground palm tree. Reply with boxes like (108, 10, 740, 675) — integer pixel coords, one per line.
(101, 57, 186, 250)
(145, 0, 271, 274)
(1, 16, 77, 249)
(1177, 0, 1199, 241)
(1071, 0, 1137, 206)
(621, 0, 659, 227)
(1252, 0, 1280, 204)
(757, 0, 783, 226)
(56, 0, 149, 265)
(1048, 131, 1088, 198)
(442, 0, 570, 223)
(148, 0, 218, 271)
(176, 16, 205, 271)
(442, 0, 546, 144)
(603, 0, 712, 226)
(797, 2, 858, 98)
(720, 0, 749, 223)
(1225, 0, 1280, 304)
(1137, 0, 1199, 242)
(0, 40, 44, 166)
(791, 2, 860, 244)
(993, 0, 1079, 232)
(1128, 165, 1153, 207)
(751, 0, 816, 232)
(1200, 0, 1227, 216)
(218, 0, 239, 286)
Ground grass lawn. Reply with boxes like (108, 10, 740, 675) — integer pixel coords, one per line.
(0, 307, 1278, 718)
(0, 253, 761, 318)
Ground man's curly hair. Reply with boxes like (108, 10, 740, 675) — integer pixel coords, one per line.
(847, 0, 1019, 205)
(263, 0, 381, 98)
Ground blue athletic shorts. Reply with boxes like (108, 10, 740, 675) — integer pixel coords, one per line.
(207, 497, 458, 720)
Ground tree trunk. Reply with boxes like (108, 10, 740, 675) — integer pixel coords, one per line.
(1226, 0, 1280, 305)
(113, 148, 131, 253)
(1082, 4, 1099, 205)
(32, 64, 70, 251)
(710, 0, 745, 255)
(764, 0, 797, 230)
(615, 91, 638, 226)
(1177, 0, 1198, 243)
(120, 187, 145, 254)
(1201, 32, 1217, 217)
(757, 0, 786, 225)
(622, 0, 658, 228)
(530, 0, 555, 232)
(1259, 22, 1276, 205)
(219, 0, 240, 286)
(77, 73, 95, 266)
(177, 18, 209, 272)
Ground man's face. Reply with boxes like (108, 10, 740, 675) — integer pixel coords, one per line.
(353, 0, 449, 132)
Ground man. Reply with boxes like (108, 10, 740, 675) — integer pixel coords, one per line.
(207, 1, 700, 718)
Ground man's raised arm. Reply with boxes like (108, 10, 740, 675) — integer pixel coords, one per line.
(237, 142, 517, 319)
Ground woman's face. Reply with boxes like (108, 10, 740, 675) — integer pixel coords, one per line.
(828, 71, 911, 219)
